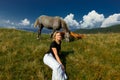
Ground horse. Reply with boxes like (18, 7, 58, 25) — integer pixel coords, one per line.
(34, 15, 71, 42)
(70, 32, 85, 39)
(60, 31, 85, 40)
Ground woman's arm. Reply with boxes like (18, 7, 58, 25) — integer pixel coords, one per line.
(52, 48, 62, 64)
(52, 48, 65, 70)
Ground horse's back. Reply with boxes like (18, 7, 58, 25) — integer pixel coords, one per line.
(38, 15, 53, 27)
(39, 15, 62, 29)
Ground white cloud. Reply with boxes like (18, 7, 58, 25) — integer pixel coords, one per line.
(19, 18, 30, 26)
(0, 18, 31, 28)
(4, 20, 15, 25)
(5, 20, 10, 24)
(80, 10, 105, 29)
(64, 13, 79, 29)
(64, 10, 120, 29)
(0, 20, 15, 28)
(101, 13, 120, 27)
(63, 10, 105, 29)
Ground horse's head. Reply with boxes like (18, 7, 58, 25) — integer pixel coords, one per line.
(60, 19, 71, 42)
(64, 31, 71, 42)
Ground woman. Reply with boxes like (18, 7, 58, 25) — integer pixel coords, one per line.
(43, 31, 67, 80)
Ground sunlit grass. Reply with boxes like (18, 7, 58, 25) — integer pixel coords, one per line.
(0, 28, 120, 80)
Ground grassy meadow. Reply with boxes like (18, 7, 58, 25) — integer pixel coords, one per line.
(0, 28, 120, 80)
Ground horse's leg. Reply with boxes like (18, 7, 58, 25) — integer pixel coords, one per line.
(37, 26, 43, 39)
(37, 28, 40, 39)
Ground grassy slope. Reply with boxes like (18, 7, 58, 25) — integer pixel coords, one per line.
(0, 28, 120, 80)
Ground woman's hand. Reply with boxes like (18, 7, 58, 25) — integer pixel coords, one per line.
(61, 64, 65, 71)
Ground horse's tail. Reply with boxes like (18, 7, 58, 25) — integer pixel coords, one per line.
(34, 18, 39, 28)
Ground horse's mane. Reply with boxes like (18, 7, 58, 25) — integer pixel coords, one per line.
(60, 18, 70, 32)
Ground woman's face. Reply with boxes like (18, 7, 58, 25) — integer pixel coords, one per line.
(55, 33, 62, 41)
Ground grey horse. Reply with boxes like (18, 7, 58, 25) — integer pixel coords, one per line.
(34, 15, 71, 42)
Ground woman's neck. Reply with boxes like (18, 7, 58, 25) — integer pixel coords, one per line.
(55, 40, 61, 44)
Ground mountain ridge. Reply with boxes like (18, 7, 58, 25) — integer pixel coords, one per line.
(75, 24, 120, 34)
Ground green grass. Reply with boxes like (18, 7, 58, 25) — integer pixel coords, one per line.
(0, 28, 120, 80)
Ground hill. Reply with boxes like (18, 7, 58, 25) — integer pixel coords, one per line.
(0, 28, 120, 80)
(75, 24, 120, 34)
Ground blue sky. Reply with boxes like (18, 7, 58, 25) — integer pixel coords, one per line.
(0, 0, 120, 30)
